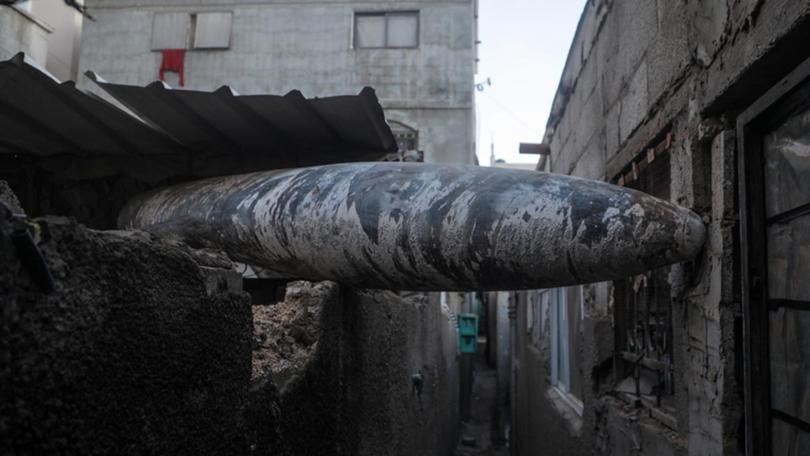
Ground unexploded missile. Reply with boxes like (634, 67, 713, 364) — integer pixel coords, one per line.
(119, 162, 705, 291)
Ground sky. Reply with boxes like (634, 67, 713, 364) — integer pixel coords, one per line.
(475, 0, 587, 165)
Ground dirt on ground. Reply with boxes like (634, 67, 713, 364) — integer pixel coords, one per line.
(454, 354, 509, 456)
(251, 281, 338, 390)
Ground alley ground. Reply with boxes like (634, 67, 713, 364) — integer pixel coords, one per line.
(454, 354, 509, 456)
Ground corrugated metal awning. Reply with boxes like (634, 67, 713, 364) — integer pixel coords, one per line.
(0, 53, 184, 157)
(0, 53, 396, 169)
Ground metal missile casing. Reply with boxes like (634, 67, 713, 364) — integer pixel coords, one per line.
(118, 163, 705, 291)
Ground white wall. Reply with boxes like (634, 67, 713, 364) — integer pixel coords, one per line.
(30, 0, 83, 81)
(0, 6, 50, 65)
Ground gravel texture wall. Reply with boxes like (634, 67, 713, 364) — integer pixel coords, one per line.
(0, 215, 253, 454)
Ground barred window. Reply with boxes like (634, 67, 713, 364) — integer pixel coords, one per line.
(612, 135, 676, 415)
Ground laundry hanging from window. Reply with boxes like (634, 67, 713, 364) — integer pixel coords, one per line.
(159, 49, 186, 86)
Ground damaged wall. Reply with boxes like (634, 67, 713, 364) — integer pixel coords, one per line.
(512, 0, 810, 455)
(0, 215, 253, 454)
(1, 183, 460, 454)
(250, 282, 460, 456)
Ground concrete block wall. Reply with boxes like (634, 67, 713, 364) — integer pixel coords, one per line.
(76, 0, 477, 165)
(514, 0, 810, 454)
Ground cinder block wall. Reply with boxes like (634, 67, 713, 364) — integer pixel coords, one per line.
(512, 0, 810, 455)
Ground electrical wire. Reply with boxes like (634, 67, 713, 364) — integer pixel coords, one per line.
(479, 90, 539, 135)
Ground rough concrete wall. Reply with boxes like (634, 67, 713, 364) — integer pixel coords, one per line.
(494, 291, 510, 442)
(512, 290, 591, 456)
(0, 216, 253, 454)
(77, 0, 476, 164)
(0, 6, 49, 64)
(0, 212, 458, 455)
(250, 282, 460, 456)
(514, 0, 810, 454)
(349, 289, 460, 456)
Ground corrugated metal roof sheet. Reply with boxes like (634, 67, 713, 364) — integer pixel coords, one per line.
(0, 53, 396, 169)
(0, 53, 183, 157)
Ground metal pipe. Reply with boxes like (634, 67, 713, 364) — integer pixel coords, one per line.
(118, 162, 705, 291)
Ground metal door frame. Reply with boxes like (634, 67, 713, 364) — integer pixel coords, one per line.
(737, 55, 810, 455)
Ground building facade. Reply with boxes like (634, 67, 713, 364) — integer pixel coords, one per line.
(511, 0, 810, 455)
(0, 4, 50, 65)
(1, 1, 84, 81)
(77, 0, 478, 165)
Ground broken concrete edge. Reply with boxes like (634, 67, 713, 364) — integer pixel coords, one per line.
(5, 218, 244, 299)
(247, 283, 461, 456)
(0, 180, 25, 216)
(251, 280, 337, 392)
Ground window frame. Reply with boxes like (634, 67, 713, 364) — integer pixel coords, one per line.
(550, 286, 584, 415)
(737, 55, 810, 456)
(150, 11, 233, 51)
(191, 11, 233, 50)
(353, 11, 420, 49)
(151, 12, 191, 50)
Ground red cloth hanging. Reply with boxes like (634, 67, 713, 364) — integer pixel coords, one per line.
(159, 49, 186, 86)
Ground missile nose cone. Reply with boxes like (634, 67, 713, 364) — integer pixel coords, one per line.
(675, 209, 706, 261)
(120, 163, 709, 291)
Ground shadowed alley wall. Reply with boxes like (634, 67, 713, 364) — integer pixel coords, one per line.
(511, 0, 810, 455)
(250, 282, 460, 456)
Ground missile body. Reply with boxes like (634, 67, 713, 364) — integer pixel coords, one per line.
(119, 162, 705, 291)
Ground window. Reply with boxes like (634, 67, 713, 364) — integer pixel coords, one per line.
(193, 12, 232, 49)
(526, 289, 548, 350)
(612, 137, 675, 412)
(151, 11, 232, 50)
(152, 13, 190, 50)
(738, 58, 810, 455)
(550, 286, 584, 414)
(383, 121, 423, 162)
(354, 11, 419, 49)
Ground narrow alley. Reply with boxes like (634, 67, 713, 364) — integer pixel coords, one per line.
(455, 356, 509, 456)
(2, 0, 810, 455)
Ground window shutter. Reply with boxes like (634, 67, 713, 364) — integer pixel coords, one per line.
(194, 12, 233, 49)
(387, 13, 418, 47)
(355, 14, 385, 48)
(151, 13, 190, 50)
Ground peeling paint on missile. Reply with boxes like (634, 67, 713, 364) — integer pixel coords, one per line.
(118, 162, 706, 291)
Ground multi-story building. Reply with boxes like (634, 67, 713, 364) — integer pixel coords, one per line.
(77, 0, 479, 165)
(0, 3, 50, 65)
(1, 1, 84, 81)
